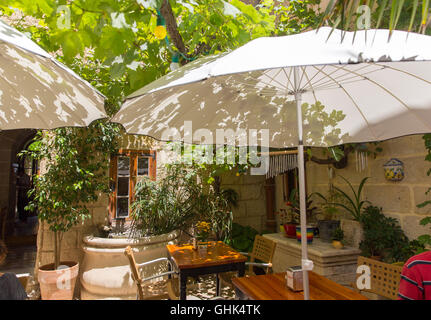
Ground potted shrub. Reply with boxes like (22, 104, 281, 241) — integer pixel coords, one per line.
(285, 189, 318, 238)
(314, 191, 341, 242)
(331, 227, 344, 249)
(81, 165, 199, 300)
(25, 126, 118, 300)
(80, 164, 198, 300)
(358, 206, 412, 263)
(80, 163, 238, 299)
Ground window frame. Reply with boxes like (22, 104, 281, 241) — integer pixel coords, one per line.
(109, 149, 156, 221)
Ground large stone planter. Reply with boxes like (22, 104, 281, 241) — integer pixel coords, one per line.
(80, 230, 180, 300)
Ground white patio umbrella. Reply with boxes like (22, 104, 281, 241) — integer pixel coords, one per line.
(0, 20, 107, 130)
(112, 27, 431, 299)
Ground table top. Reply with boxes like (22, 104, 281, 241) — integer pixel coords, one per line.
(167, 241, 247, 270)
(232, 271, 369, 300)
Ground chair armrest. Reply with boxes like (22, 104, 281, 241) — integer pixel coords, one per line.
(142, 270, 178, 282)
(137, 257, 175, 272)
(245, 262, 272, 268)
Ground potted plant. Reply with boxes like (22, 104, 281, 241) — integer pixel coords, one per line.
(286, 189, 319, 237)
(275, 209, 289, 233)
(314, 191, 341, 242)
(276, 208, 297, 238)
(81, 164, 198, 299)
(331, 227, 344, 249)
(25, 127, 118, 300)
(358, 206, 412, 263)
(331, 176, 371, 222)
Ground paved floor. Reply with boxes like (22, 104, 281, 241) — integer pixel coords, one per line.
(186, 275, 236, 300)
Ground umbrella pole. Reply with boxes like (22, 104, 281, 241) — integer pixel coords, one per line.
(294, 67, 310, 300)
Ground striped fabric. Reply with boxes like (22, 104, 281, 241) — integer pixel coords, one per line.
(398, 251, 431, 300)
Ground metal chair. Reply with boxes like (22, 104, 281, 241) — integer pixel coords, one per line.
(124, 246, 219, 300)
(218, 235, 277, 291)
(124, 245, 179, 300)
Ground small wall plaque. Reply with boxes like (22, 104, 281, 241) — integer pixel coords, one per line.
(383, 158, 404, 181)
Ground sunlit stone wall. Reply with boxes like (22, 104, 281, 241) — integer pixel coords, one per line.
(274, 135, 431, 247)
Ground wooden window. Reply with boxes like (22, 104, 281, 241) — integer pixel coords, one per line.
(109, 150, 156, 220)
(282, 167, 308, 202)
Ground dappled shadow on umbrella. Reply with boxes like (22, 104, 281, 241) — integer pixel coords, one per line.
(114, 72, 351, 149)
(0, 43, 106, 130)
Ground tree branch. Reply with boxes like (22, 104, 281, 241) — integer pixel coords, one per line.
(307, 145, 354, 166)
(160, 0, 187, 59)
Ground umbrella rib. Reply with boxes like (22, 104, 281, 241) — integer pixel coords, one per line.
(298, 66, 307, 90)
(332, 64, 431, 133)
(262, 68, 290, 92)
(286, 67, 295, 91)
(312, 66, 384, 90)
(300, 67, 318, 104)
(370, 62, 431, 85)
(311, 64, 377, 89)
(300, 65, 330, 92)
(312, 65, 379, 141)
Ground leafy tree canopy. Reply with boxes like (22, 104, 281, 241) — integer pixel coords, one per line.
(0, 0, 322, 113)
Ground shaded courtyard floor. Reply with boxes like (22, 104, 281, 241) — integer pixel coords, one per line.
(0, 244, 236, 300)
(0, 244, 36, 275)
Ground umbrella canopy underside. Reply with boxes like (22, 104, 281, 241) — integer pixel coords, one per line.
(0, 20, 107, 130)
(113, 28, 431, 148)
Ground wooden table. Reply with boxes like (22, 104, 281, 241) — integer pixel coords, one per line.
(167, 241, 247, 300)
(232, 271, 369, 300)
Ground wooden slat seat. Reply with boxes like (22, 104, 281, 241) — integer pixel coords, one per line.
(219, 235, 276, 290)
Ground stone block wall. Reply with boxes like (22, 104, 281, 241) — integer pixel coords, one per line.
(304, 135, 431, 243)
(220, 171, 267, 233)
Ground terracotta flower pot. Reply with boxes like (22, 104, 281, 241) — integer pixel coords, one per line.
(38, 261, 79, 300)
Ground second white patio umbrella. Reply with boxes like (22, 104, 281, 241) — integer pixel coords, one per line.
(0, 20, 107, 130)
(113, 27, 431, 299)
